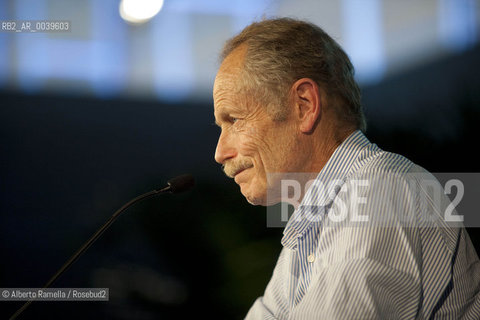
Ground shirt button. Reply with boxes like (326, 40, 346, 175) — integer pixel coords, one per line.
(307, 254, 315, 263)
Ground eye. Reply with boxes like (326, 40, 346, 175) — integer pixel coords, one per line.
(231, 117, 238, 124)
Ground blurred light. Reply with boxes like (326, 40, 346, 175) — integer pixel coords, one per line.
(438, 0, 478, 52)
(119, 0, 164, 24)
(342, 0, 385, 84)
(152, 12, 194, 102)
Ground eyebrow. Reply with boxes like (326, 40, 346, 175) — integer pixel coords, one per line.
(213, 111, 225, 127)
(214, 105, 237, 127)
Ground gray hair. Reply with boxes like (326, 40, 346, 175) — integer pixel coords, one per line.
(220, 17, 366, 131)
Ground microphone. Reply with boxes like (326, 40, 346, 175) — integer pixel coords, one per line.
(10, 174, 195, 320)
(163, 174, 195, 194)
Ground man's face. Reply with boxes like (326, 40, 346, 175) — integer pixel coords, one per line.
(213, 47, 300, 205)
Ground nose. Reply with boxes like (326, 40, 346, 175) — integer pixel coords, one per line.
(215, 130, 237, 164)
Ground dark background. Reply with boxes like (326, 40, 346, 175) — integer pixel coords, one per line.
(1, 44, 479, 319)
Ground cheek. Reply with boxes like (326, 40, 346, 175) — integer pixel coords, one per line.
(235, 125, 270, 156)
(264, 128, 298, 170)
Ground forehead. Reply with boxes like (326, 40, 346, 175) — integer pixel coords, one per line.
(213, 45, 247, 96)
(213, 78, 246, 125)
(213, 45, 249, 119)
(218, 43, 248, 75)
(213, 44, 248, 95)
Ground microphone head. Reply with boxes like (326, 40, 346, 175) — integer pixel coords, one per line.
(167, 174, 195, 194)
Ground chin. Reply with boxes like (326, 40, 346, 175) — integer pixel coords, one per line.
(243, 187, 278, 206)
(240, 176, 280, 206)
(244, 193, 282, 206)
(245, 194, 265, 206)
(240, 185, 267, 206)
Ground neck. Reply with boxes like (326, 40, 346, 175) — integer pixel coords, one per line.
(292, 124, 355, 207)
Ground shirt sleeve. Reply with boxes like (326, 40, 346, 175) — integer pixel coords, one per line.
(294, 226, 424, 319)
(245, 248, 291, 320)
(291, 170, 444, 319)
(245, 297, 278, 320)
(246, 168, 465, 319)
(246, 224, 425, 319)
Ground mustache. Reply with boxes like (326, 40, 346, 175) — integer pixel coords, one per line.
(223, 158, 254, 178)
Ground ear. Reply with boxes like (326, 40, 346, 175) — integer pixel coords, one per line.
(291, 78, 322, 133)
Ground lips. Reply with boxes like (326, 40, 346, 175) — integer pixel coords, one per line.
(233, 166, 252, 177)
(232, 165, 254, 182)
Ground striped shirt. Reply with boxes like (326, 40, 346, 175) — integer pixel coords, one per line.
(246, 130, 480, 319)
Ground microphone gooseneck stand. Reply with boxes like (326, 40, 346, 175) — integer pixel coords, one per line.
(9, 174, 194, 320)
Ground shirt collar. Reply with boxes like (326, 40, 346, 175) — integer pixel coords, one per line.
(281, 130, 374, 249)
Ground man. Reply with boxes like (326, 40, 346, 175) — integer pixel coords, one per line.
(213, 18, 480, 319)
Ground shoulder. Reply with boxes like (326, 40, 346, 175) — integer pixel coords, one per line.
(354, 144, 415, 178)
